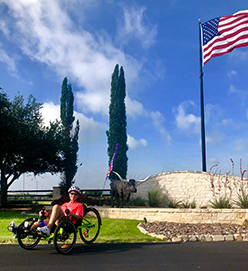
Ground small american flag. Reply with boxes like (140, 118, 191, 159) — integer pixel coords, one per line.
(202, 9, 248, 65)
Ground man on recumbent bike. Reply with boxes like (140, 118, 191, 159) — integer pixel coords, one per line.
(31, 186, 84, 236)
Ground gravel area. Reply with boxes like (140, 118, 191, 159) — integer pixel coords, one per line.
(139, 221, 248, 240)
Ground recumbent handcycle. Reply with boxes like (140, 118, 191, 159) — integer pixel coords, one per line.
(8, 204, 101, 255)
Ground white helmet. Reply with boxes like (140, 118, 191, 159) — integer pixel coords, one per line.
(68, 185, 81, 194)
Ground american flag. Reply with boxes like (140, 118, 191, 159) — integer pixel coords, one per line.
(201, 9, 248, 65)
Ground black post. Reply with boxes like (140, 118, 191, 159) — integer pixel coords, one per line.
(198, 19, 207, 172)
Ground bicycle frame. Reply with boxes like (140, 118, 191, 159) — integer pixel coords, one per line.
(9, 204, 101, 254)
(39, 216, 97, 243)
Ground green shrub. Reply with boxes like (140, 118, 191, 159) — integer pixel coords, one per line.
(129, 196, 147, 207)
(147, 190, 184, 208)
(243, 219, 248, 227)
(210, 197, 232, 208)
(148, 190, 162, 207)
(233, 193, 248, 208)
(167, 199, 182, 208)
(182, 200, 196, 208)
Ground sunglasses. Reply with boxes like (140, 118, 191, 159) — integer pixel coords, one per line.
(70, 192, 79, 196)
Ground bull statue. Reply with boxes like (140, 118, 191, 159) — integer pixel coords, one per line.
(110, 171, 150, 208)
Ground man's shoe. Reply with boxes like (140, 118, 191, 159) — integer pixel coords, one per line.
(8, 221, 18, 238)
(37, 226, 50, 236)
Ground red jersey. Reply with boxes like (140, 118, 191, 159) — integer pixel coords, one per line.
(61, 201, 84, 218)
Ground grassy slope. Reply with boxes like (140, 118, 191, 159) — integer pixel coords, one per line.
(0, 210, 160, 244)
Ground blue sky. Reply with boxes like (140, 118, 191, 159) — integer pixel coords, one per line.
(1, 0, 248, 191)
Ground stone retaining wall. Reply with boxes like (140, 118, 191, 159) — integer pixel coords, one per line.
(97, 207, 248, 225)
(134, 170, 246, 208)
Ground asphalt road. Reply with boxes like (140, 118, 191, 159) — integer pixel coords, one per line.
(1, 242, 248, 271)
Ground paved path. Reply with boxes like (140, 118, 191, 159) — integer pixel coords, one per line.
(1, 242, 248, 270)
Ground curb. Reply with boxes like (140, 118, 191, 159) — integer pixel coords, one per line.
(137, 223, 248, 243)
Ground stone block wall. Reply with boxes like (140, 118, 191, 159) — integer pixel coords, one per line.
(53, 187, 61, 201)
(134, 170, 245, 208)
(97, 207, 248, 225)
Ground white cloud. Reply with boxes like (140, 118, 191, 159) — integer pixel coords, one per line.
(222, 118, 233, 126)
(1, 0, 144, 117)
(0, 43, 18, 76)
(229, 84, 238, 94)
(126, 95, 147, 118)
(41, 102, 107, 145)
(117, 4, 157, 49)
(233, 139, 247, 152)
(139, 138, 147, 146)
(41, 102, 60, 126)
(227, 70, 237, 78)
(209, 157, 220, 165)
(127, 134, 147, 149)
(151, 111, 172, 144)
(0, 20, 10, 36)
(75, 111, 108, 145)
(205, 130, 223, 145)
(228, 84, 247, 101)
(174, 101, 200, 133)
(229, 49, 248, 62)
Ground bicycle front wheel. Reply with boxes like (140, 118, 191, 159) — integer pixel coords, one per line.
(53, 220, 77, 254)
(17, 219, 41, 250)
(79, 207, 101, 244)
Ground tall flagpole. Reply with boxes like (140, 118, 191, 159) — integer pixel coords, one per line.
(198, 19, 207, 172)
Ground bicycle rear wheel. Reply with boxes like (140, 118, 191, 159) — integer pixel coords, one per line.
(79, 207, 101, 244)
(53, 220, 77, 254)
(17, 219, 41, 250)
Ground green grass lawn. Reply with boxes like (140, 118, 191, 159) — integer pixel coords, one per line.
(0, 210, 160, 244)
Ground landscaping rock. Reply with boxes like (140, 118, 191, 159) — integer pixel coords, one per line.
(212, 235, 225, 242)
(138, 221, 248, 243)
(234, 233, 243, 241)
(224, 235, 234, 241)
(172, 237, 183, 242)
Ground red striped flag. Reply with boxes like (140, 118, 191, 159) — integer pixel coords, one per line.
(106, 143, 119, 180)
(201, 9, 248, 65)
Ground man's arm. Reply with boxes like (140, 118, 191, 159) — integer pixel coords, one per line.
(67, 212, 80, 220)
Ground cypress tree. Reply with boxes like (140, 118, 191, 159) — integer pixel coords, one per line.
(106, 65, 128, 180)
(60, 77, 80, 195)
(61, 78, 74, 132)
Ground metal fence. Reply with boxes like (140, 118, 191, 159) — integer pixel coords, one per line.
(7, 189, 111, 207)
(8, 190, 53, 202)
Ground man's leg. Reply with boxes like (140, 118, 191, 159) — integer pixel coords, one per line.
(46, 204, 64, 230)
(30, 219, 49, 231)
(30, 204, 64, 232)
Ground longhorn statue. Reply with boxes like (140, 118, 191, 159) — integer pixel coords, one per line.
(110, 171, 150, 208)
